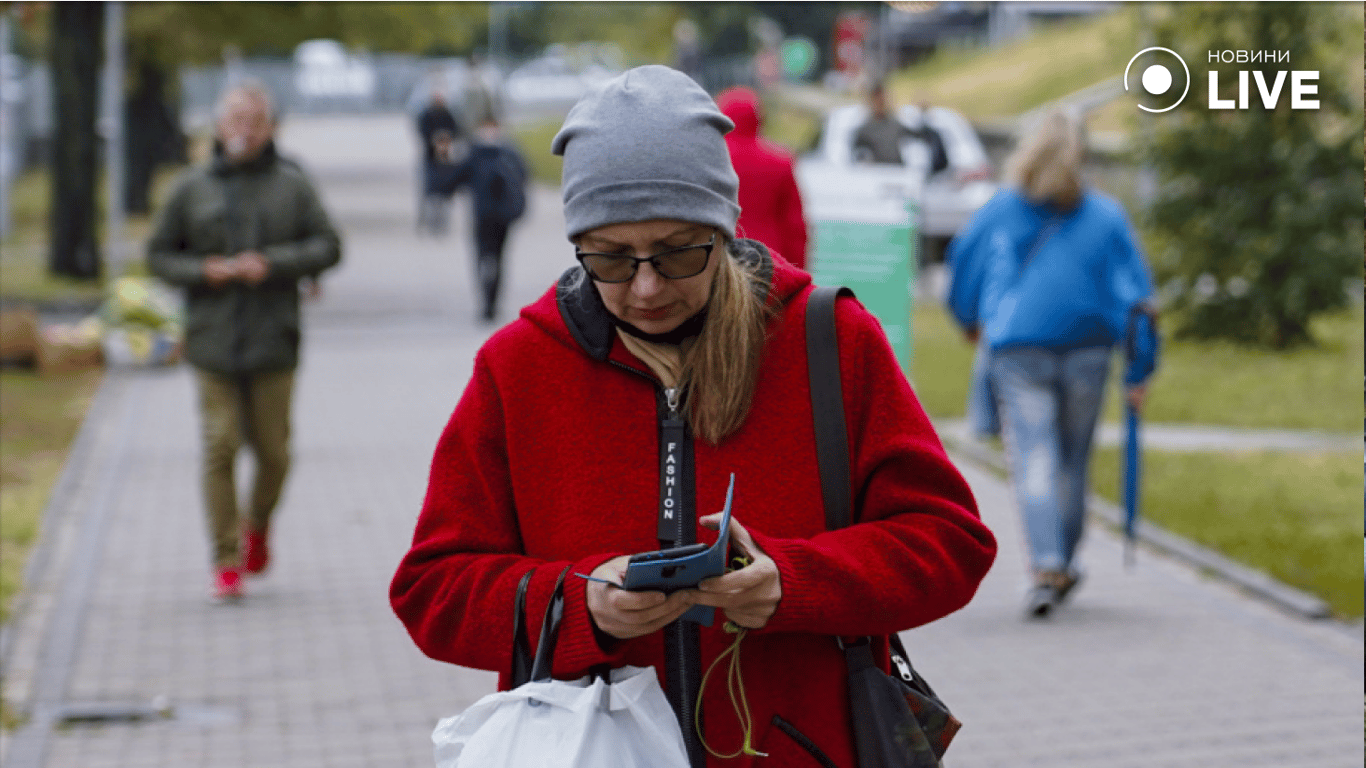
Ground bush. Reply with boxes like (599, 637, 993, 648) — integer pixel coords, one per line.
(1147, 3, 1363, 349)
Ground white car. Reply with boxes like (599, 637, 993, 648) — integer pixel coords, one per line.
(504, 55, 616, 117)
(293, 39, 377, 101)
(807, 102, 997, 261)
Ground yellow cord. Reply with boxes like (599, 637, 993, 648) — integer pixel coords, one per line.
(694, 555, 767, 759)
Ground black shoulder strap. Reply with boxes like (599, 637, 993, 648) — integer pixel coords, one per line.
(808, 288, 950, 715)
(806, 285, 856, 531)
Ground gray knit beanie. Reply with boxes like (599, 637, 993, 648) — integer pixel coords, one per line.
(552, 65, 740, 241)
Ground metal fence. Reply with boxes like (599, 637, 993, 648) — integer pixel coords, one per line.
(178, 54, 456, 131)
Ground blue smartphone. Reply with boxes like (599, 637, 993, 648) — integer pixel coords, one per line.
(622, 473, 735, 626)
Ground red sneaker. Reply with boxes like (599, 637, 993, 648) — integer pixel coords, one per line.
(243, 530, 270, 575)
(213, 567, 244, 600)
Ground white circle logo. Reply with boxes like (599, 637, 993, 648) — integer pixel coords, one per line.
(1141, 65, 1172, 95)
(1125, 47, 1190, 112)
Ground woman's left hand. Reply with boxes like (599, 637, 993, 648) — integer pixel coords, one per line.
(691, 514, 782, 629)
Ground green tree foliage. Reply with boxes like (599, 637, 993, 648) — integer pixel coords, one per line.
(501, 3, 683, 63)
(492, 2, 872, 70)
(125, 2, 487, 64)
(119, 3, 486, 212)
(1148, 3, 1363, 348)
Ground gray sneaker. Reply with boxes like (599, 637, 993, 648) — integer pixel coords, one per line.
(1025, 584, 1059, 619)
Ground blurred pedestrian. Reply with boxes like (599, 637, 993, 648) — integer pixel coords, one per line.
(852, 81, 947, 175)
(672, 19, 702, 82)
(147, 82, 342, 601)
(945, 110, 1159, 618)
(415, 86, 465, 236)
(464, 51, 504, 129)
(944, 191, 1013, 441)
(429, 116, 528, 322)
(716, 86, 809, 269)
(392, 65, 995, 767)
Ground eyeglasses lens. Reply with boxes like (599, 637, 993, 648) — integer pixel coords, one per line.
(656, 247, 709, 278)
(581, 246, 709, 283)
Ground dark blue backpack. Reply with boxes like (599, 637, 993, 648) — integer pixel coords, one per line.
(485, 147, 527, 225)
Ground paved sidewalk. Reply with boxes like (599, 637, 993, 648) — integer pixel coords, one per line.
(2, 115, 1361, 768)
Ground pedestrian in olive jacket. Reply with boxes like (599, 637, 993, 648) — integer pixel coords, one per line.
(147, 82, 341, 600)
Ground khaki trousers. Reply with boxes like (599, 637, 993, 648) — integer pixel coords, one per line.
(195, 368, 294, 567)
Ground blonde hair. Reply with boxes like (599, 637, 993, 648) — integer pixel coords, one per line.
(679, 244, 773, 444)
(1005, 109, 1085, 210)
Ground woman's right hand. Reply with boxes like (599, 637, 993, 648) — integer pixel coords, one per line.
(585, 555, 697, 640)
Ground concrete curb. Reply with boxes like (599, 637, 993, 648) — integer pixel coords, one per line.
(1, 372, 139, 768)
(939, 430, 1338, 622)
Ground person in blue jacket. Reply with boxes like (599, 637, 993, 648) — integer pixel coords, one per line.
(946, 110, 1159, 618)
(431, 116, 529, 323)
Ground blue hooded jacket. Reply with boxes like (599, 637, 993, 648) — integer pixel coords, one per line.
(946, 188, 1158, 384)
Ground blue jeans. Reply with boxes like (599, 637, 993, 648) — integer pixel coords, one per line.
(991, 346, 1111, 574)
(966, 340, 1000, 438)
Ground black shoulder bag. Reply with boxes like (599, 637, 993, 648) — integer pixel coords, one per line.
(805, 286, 961, 768)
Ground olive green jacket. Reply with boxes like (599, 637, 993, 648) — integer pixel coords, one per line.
(147, 143, 341, 375)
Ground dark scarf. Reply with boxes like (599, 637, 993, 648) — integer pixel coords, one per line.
(611, 305, 709, 346)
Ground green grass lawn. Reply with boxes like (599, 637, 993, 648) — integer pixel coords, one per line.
(0, 172, 108, 304)
(909, 303, 979, 418)
(510, 121, 565, 187)
(0, 169, 169, 301)
(886, 8, 1140, 125)
(1090, 448, 1363, 618)
(0, 369, 104, 623)
(1126, 307, 1363, 432)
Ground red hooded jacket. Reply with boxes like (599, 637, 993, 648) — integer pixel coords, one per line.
(717, 88, 810, 269)
(391, 243, 996, 767)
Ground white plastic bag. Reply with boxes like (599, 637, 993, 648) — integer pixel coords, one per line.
(432, 665, 689, 768)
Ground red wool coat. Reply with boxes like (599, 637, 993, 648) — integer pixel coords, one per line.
(718, 87, 810, 269)
(391, 245, 996, 767)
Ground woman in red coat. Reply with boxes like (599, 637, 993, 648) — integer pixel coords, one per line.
(716, 86, 810, 269)
(391, 65, 995, 767)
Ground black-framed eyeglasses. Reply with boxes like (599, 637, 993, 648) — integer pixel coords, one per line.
(575, 233, 716, 284)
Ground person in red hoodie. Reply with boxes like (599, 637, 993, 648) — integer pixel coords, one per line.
(391, 65, 995, 768)
(716, 86, 810, 269)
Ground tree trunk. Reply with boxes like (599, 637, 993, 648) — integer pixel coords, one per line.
(124, 57, 183, 215)
(49, 2, 104, 279)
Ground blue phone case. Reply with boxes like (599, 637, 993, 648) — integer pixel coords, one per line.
(622, 473, 735, 626)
